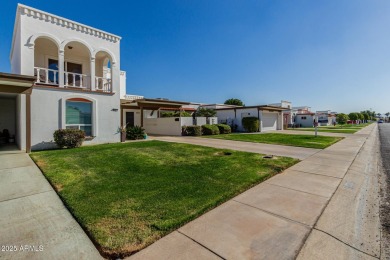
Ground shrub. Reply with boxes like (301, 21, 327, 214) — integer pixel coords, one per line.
(202, 124, 220, 135)
(216, 124, 231, 134)
(242, 117, 259, 132)
(53, 129, 85, 148)
(182, 125, 201, 136)
(126, 125, 145, 140)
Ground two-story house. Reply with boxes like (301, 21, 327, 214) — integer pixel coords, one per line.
(6, 4, 127, 151)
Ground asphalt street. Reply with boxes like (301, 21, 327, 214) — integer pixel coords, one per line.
(378, 123, 390, 259)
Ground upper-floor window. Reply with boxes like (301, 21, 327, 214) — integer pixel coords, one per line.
(66, 99, 92, 136)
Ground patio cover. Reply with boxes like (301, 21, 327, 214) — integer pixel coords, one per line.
(0, 72, 36, 153)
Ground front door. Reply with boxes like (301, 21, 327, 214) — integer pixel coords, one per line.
(126, 112, 135, 127)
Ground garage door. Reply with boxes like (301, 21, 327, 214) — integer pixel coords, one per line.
(262, 113, 278, 131)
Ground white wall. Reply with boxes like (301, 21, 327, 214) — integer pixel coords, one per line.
(144, 118, 182, 136)
(122, 108, 141, 126)
(30, 88, 120, 150)
(0, 98, 16, 137)
(120, 71, 126, 99)
(295, 115, 314, 127)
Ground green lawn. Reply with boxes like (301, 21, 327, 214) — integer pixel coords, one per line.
(30, 141, 298, 258)
(203, 133, 342, 149)
(287, 123, 371, 134)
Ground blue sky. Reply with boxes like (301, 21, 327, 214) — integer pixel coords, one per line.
(1, 1, 389, 114)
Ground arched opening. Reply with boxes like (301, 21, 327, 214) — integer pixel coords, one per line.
(64, 41, 91, 89)
(34, 37, 59, 85)
(95, 51, 113, 92)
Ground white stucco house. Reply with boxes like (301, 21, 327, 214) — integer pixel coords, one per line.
(2, 4, 128, 151)
(215, 105, 284, 132)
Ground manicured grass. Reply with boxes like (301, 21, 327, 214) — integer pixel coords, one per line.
(203, 133, 342, 149)
(30, 141, 298, 258)
(288, 128, 358, 134)
(288, 123, 371, 134)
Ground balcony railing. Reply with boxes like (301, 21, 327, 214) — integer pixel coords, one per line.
(95, 77, 112, 92)
(34, 67, 59, 85)
(34, 67, 112, 93)
(64, 71, 89, 89)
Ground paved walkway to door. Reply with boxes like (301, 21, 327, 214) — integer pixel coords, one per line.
(151, 136, 321, 160)
(131, 124, 380, 259)
(0, 147, 102, 259)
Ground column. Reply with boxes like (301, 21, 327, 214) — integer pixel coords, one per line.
(26, 93, 31, 153)
(58, 49, 65, 88)
(90, 57, 96, 91)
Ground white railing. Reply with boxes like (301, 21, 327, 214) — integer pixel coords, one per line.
(34, 67, 59, 85)
(65, 72, 90, 89)
(95, 77, 112, 93)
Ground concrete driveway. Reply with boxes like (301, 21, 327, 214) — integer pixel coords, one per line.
(0, 146, 101, 260)
(151, 136, 321, 160)
(131, 124, 380, 259)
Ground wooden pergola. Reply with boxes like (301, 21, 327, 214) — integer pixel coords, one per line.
(0, 73, 36, 152)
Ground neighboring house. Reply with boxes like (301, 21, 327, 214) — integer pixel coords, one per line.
(215, 105, 284, 132)
(5, 4, 127, 151)
(269, 100, 292, 127)
(120, 96, 217, 136)
(294, 113, 315, 127)
(316, 110, 337, 126)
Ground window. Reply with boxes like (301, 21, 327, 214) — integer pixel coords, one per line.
(66, 99, 92, 136)
(301, 116, 307, 120)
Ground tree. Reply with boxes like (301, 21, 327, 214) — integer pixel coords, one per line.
(357, 113, 364, 121)
(348, 112, 358, 121)
(224, 98, 245, 106)
(337, 113, 348, 125)
(386, 112, 390, 122)
(195, 108, 217, 118)
(361, 112, 370, 122)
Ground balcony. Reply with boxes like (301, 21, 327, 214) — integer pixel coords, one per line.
(34, 67, 112, 93)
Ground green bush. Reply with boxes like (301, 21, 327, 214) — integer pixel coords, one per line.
(160, 111, 192, 117)
(202, 124, 220, 135)
(216, 124, 231, 134)
(242, 117, 259, 132)
(53, 129, 85, 148)
(182, 125, 201, 136)
(336, 113, 348, 125)
(126, 125, 145, 140)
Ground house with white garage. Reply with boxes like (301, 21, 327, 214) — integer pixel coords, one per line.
(214, 105, 284, 132)
(2, 4, 126, 151)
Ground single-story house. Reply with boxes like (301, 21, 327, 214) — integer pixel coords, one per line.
(294, 113, 315, 127)
(120, 96, 217, 136)
(215, 105, 285, 132)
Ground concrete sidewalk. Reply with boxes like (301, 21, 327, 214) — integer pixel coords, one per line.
(151, 136, 321, 160)
(130, 124, 379, 259)
(0, 148, 102, 259)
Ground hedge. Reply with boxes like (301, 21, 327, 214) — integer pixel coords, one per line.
(182, 125, 201, 136)
(215, 124, 231, 134)
(242, 117, 259, 132)
(202, 124, 220, 135)
(53, 129, 85, 148)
